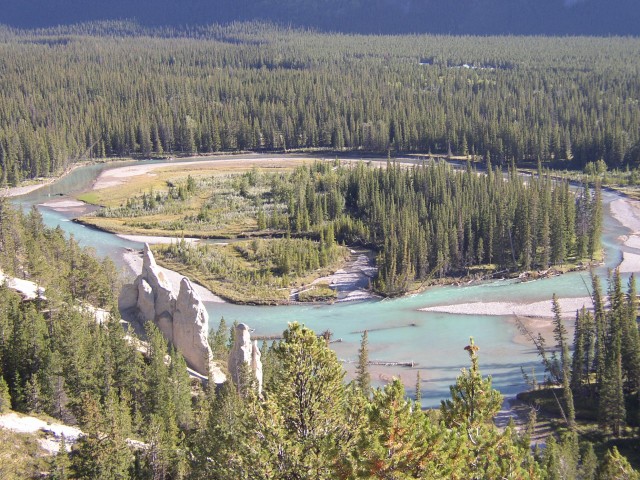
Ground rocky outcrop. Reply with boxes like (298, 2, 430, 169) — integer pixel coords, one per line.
(173, 278, 212, 379)
(119, 244, 225, 383)
(228, 323, 263, 395)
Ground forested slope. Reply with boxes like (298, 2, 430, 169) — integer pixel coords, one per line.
(0, 24, 639, 184)
(2, 0, 638, 36)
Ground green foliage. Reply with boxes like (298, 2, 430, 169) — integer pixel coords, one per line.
(153, 160, 600, 297)
(49, 435, 71, 480)
(0, 375, 10, 413)
(441, 337, 502, 430)
(355, 330, 371, 397)
(357, 379, 436, 478)
(268, 323, 351, 476)
(71, 392, 134, 480)
(597, 447, 640, 480)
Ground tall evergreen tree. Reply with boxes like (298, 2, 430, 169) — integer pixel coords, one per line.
(355, 330, 371, 397)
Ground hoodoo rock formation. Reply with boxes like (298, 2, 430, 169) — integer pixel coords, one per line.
(119, 244, 225, 383)
(228, 323, 263, 395)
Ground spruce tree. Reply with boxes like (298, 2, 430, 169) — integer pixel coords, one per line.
(49, 434, 71, 480)
(622, 275, 640, 392)
(597, 447, 640, 480)
(552, 294, 575, 429)
(441, 337, 502, 429)
(598, 332, 626, 436)
(270, 322, 354, 477)
(0, 375, 10, 413)
(355, 330, 371, 397)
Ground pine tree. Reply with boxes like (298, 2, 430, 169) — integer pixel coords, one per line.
(579, 442, 598, 480)
(441, 337, 502, 430)
(0, 375, 11, 413)
(355, 330, 371, 397)
(592, 274, 608, 388)
(71, 392, 134, 479)
(552, 294, 575, 429)
(598, 332, 626, 436)
(49, 434, 71, 480)
(209, 317, 228, 362)
(588, 181, 603, 260)
(358, 379, 434, 478)
(270, 322, 354, 477)
(597, 447, 640, 479)
(622, 275, 640, 392)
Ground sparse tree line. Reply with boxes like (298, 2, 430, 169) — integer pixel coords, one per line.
(1, 23, 640, 185)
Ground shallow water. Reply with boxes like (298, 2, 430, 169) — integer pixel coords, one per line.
(11, 158, 630, 407)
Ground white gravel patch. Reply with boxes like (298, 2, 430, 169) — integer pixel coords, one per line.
(619, 251, 640, 273)
(0, 412, 82, 454)
(40, 199, 87, 209)
(0, 271, 45, 301)
(623, 235, 640, 250)
(310, 250, 377, 302)
(610, 198, 640, 233)
(117, 234, 202, 245)
(419, 296, 593, 318)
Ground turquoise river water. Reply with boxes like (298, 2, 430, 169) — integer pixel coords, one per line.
(11, 156, 631, 407)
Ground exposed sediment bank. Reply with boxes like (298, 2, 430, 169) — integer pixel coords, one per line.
(418, 296, 593, 318)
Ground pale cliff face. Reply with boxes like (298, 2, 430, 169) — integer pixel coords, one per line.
(228, 323, 263, 395)
(118, 243, 226, 383)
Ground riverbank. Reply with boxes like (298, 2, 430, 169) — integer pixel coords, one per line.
(611, 197, 640, 273)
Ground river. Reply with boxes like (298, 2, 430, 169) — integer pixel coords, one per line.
(10, 155, 630, 407)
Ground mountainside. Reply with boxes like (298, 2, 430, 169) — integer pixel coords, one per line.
(2, 0, 638, 35)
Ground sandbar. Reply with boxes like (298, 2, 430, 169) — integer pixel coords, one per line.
(117, 234, 202, 245)
(418, 296, 593, 318)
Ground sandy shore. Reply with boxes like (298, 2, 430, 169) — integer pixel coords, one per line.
(117, 234, 203, 245)
(38, 198, 93, 216)
(0, 183, 51, 197)
(90, 154, 393, 191)
(123, 250, 225, 303)
(419, 296, 593, 318)
(610, 198, 640, 272)
(92, 156, 300, 190)
(610, 198, 640, 233)
(619, 251, 640, 273)
(308, 249, 378, 302)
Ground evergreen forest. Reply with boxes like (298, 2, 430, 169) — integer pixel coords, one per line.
(1, 23, 640, 185)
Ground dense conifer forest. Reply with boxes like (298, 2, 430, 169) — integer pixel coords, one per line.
(0, 23, 639, 185)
